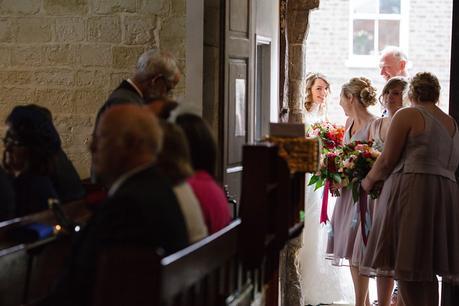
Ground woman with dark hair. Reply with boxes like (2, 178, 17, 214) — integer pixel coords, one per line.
(3, 105, 60, 216)
(175, 113, 230, 234)
(23, 104, 85, 203)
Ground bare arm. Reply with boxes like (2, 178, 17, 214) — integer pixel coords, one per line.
(362, 108, 419, 190)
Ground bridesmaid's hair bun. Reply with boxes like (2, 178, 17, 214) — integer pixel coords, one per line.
(342, 77, 377, 108)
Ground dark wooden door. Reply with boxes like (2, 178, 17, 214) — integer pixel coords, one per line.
(223, 0, 255, 201)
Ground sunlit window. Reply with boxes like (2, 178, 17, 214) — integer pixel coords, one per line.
(348, 0, 408, 67)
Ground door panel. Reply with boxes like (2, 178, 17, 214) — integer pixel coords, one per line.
(227, 60, 247, 165)
(229, 0, 249, 35)
(223, 0, 253, 201)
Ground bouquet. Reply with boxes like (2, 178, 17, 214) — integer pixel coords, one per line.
(308, 147, 348, 224)
(339, 140, 382, 245)
(308, 148, 347, 196)
(308, 122, 345, 151)
(339, 141, 382, 202)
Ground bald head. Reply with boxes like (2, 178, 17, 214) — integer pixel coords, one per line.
(90, 104, 163, 186)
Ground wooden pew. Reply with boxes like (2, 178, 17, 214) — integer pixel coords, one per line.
(0, 200, 91, 306)
(93, 219, 242, 306)
(238, 143, 306, 305)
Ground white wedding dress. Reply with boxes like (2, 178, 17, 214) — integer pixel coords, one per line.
(299, 104, 354, 305)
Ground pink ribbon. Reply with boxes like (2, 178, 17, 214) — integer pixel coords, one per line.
(359, 187, 368, 245)
(320, 180, 330, 224)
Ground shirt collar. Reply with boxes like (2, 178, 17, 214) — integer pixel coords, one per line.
(126, 78, 144, 98)
(108, 163, 153, 197)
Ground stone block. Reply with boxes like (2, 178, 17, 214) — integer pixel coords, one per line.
(112, 46, 144, 69)
(35, 88, 76, 113)
(11, 46, 43, 67)
(171, 0, 186, 17)
(32, 69, 75, 86)
(88, 16, 121, 43)
(43, 0, 88, 16)
(287, 11, 310, 44)
(66, 151, 90, 178)
(288, 44, 307, 79)
(44, 44, 77, 66)
(0, 18, 14, 42)
(76, 69, 111, 88)
(288, 0, 320, 11)
(0, 86, 35, 106)
(140, 0, 166, 14)
(159, 17, 186, 57)
(0, 47, 10, 68)
(73, 88, 107, 113)
(160, 16, 186, 41)
(123, 15, 156, 45)
(78, 44, 112, 67)
(53, 113, 93, 135)
(92, 0, 137, 14)
(55, 17, 85, 42)
(0, 71, 32, 86)
(0, 0, 41, 15)
(288, 79, 305, 109)
(16, 17, 53, 43)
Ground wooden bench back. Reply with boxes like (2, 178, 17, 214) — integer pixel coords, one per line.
(0, 199, 91, 306)
(94, 219, 241, 306)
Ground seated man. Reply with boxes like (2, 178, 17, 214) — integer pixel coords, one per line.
(44, 105, 188, 306)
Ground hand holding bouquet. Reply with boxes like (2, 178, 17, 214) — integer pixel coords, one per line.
(308, 148, 347, 196)
(339, 141, 382, 202)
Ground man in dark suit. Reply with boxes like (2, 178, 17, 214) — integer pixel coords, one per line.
(94, 49, 181, 126)
(45, 105, 188, 306)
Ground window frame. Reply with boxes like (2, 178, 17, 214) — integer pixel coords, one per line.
(345, 0, 409, 68)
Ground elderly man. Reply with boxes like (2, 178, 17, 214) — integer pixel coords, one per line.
(95, 49, 181, 125)
(44, 105, 188, 306)
(379, 46, 408, 81)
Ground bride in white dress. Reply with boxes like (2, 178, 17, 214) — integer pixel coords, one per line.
(300, 73, 354, 305)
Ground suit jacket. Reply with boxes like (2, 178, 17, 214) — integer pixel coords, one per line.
(95, 80, 145, 127)
(47, 165, 188, 306)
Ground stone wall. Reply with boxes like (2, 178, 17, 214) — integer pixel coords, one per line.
(304, 0, 452, 124)
(0, 0, 186, 178)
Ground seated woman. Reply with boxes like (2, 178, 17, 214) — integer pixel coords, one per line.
(156, 121, 208, 243)
(29, 105, 85, 203)
(3, 105, 61, 216)
(175, 113, 231, 234)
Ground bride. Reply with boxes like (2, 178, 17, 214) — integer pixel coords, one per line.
(299, 73, 354, 304)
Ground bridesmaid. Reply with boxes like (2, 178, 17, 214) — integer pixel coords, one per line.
(358, 76, 408, 306)
(326, 77, 377, 306)
(362, 72, 459, 305)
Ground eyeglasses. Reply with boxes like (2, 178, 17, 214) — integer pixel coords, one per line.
(152, 75, 176, 95)
(3, 136, 24, 147)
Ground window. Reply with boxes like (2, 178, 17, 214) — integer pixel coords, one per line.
(346, 0, 408, 67)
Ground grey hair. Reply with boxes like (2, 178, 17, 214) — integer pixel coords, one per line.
(381, 46, 408, 62)
(135, 49, 180, 82)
